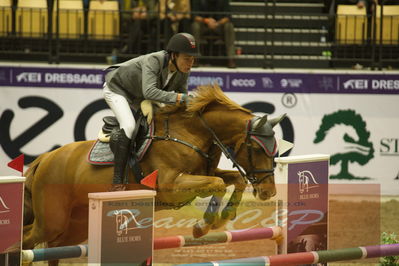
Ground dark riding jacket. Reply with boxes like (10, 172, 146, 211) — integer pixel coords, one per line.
(105, 50, 189, 110)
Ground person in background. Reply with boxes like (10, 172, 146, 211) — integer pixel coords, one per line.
(352, 0, 376, 42)
(191, 0, 237, 68)
(103, 33, 199, 191)
(158, 0, 192, 42)
(121, 0, 157, 54)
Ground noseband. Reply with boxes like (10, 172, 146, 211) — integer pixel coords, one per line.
(199, 115, 275, 185)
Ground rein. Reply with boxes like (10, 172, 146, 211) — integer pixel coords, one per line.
(147, 112, 274, 185)
(145, 115, 211, 160)
(198, 115, 248, 183)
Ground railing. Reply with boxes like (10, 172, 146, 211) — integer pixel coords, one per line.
(0, 1, 398, 69)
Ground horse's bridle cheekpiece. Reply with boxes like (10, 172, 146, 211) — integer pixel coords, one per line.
(199, 114, 280, 185)
(244, 117, 277, 184)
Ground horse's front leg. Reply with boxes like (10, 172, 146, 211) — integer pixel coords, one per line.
(211, 169, 246, 229)
(173, 173, 227, 238)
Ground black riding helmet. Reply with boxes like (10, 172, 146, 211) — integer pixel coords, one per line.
(166, 32, 200, 57)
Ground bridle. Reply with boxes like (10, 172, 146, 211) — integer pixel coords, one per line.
(147, 111, 276, 186)
(244, 119, 276, 184)
(199, 115, 276, 185)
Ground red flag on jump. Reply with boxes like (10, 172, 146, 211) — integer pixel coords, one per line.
(7, 154, 25, 176)
(140, 170, 158, 189)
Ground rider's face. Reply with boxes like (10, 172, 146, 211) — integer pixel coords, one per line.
(175, 53, 195, 73)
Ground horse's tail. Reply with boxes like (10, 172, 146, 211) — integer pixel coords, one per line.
(23, 153, 46, 226)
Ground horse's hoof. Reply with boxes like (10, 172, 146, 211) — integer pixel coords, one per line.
(193, 221, 210, 238)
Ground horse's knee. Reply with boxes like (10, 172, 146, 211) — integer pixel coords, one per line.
(210, 178, 226, 194)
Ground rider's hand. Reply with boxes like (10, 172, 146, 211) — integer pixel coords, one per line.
(178, 93, 192, 106)
(141, 100, 153, 124)
(182, 94, 191, 105)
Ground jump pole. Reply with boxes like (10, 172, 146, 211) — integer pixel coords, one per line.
(176, 243, 399, 266)
(88, 190, 156, 265)
(154, 226, 282, 250)
(0, 176, 25, 266)
(22, 226, 282, 262)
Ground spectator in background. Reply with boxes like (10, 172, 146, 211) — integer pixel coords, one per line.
(191, 0, 237, 68)
(121, 0, 157, 54)
(352, 0, 376, 42)
(158, 0, 192, 42)
(354, 0, 378, 10)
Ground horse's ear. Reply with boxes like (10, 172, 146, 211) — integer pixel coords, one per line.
(269, 113, 287, 128)
(253, 115, 268, 130)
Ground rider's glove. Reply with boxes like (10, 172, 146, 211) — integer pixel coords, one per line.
(177, 93, 192, 105)
(141, 100, 153, 124)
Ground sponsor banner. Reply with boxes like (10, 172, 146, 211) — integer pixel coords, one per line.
(189, 71, 399, 94)
(0, 65, 398, 195)
(1, 66, 399, 94)
(0, 66, 104, 89)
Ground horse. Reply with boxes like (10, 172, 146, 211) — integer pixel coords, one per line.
(22, 84, 285, 265)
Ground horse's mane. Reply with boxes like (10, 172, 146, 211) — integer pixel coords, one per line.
(159, 84, 251, 116)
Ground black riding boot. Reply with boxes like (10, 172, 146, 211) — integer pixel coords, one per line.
(109, 129, 131, 191)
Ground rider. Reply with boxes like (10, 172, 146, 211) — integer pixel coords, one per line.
(103, 32, 200, 191)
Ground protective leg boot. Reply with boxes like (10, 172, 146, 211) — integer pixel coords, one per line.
(109, 129, 131, 192)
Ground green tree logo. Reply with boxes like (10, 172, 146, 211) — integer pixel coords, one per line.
(314, 110, 374, 180)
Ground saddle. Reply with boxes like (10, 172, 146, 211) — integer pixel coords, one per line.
(88, 111, 155, 183)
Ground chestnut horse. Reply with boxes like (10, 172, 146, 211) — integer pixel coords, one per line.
(22, 84, 284, 264)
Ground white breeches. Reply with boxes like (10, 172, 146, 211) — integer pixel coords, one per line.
(103, 84, 136, 139)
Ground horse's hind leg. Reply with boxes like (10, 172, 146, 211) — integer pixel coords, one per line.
(23, 223, 42, 250)
(45, 206, 89, 265)
(22, 224, 34, 249)
(23, 184, 73, 251)
(49, 206, 89, 246)
(170, 173, 227, 238)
